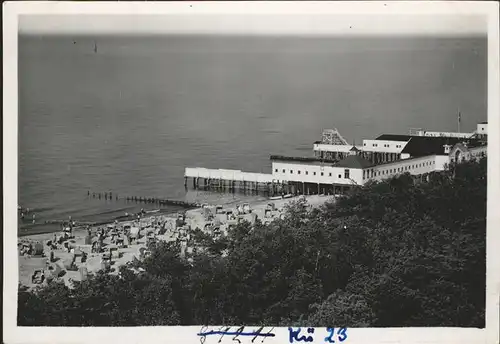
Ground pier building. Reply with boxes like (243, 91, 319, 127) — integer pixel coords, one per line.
(184, 122, 487, 196)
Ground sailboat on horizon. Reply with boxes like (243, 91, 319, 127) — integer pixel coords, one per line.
(94, 41, 98, 54)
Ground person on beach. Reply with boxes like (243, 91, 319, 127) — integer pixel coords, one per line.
(32, 214, 36, 224)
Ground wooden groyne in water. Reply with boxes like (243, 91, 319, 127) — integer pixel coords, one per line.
(86, 191, 200, 209)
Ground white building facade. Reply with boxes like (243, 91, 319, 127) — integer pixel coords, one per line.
(185, 122, 488, 196)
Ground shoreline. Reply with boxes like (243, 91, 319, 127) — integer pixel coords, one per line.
(17, 207, 184, 238)
(18, 194, 334, 289)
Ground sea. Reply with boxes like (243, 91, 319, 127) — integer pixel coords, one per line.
(18, 34, 487, 236)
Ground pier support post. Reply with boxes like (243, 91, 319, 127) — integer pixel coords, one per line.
(184, 177, 187, 188)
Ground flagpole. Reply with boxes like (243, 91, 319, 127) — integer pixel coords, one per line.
(458, 109, 461, 133)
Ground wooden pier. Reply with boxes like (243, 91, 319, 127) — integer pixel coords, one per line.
(184, 167, 288, 195)
(184, 167, 353, 196)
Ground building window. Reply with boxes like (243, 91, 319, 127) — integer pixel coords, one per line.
(298, 171, 301, 175)
(338, 174, 341, 178)
(313, 172, 316, 176)
(321, 172, 324, 176)
(306, 171, 309, 175)
(344, 169, 350, 179)
(290, 170, 293, 174)
(275, 169, 278, 172)
(282, 169, 285, 173)
(363, 143, 366, 146)
(329, 172, 332, 177)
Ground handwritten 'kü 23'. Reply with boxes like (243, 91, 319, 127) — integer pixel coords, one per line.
(197, 326, 347, 343)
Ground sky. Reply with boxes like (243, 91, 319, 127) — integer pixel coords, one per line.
(18, 13, 487, 37)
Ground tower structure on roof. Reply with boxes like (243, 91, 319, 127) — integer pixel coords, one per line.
(321, 128, 349, 146)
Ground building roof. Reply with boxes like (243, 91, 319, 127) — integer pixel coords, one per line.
(375, 134, 412, 142)
(334, 155, 374, 169)
(401, 136, 482, 157)
(479, 121, 488, 124)
(270, 155, 338, 164)
(313, 143, 364, 153)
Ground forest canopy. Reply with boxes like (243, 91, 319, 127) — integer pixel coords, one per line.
(18, 158, 486, 327)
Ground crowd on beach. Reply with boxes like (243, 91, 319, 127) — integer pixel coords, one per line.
(18, 208, 182, 288)
(18, 195, 328, 289)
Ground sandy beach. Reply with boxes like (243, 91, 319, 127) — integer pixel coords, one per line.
(18, 195, 334, 289)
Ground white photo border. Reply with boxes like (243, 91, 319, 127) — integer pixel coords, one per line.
(3, 2, 499, 344)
